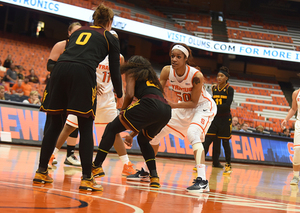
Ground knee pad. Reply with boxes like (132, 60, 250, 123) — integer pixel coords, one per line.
(192, 142, 204, 165)
(187, 124, 201, 144)
(293, 146, 300, 166)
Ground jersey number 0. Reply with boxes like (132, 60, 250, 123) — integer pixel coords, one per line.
(76, 32, 92, 45)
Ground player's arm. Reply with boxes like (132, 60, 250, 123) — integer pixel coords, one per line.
(282, 89, 298, 129)
(159, 65, 170, 89)
(107, 31, 123, 98)
(121, 73, 135, 110)
(169, 71, 203, 108)
(47, 41, 66, 72)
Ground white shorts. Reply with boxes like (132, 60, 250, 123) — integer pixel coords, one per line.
(150, 101, 217, 145)
(66, 90, 118, 128)
(294, 120, 300, 146)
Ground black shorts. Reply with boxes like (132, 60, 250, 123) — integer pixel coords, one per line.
(120, 97, 171, 140)
(207, 115, 232, 139)
(40, 62, 97, 119)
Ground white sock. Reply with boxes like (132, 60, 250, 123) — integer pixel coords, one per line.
(119, 154, 130, 165)
(197, 164, 206, 180)
(294, 171, 299, 177)
(53, 147, 59, 156)
(143, 162, 149, 172)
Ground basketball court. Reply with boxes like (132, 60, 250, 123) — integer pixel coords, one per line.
(0, 143, 299, 212)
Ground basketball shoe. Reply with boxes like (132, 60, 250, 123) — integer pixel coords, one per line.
(92, 164, 105, 178)
(193, 166, 197, 172)
(150, 176, 160, 188)
(33, 169, 53, 184)
(64, 154, 81, 166)
(290, 176, 300, 185)
(52, 155, 58, 165)
(187, 177, 210, 193)
(126, 168, 150, 182)
(79, 176, 103, 191)
(122, 162, 136, 176)
(223, 163, 232, 175)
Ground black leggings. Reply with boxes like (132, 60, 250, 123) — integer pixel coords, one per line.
(222, 139, 231, 164)
(204, 135, 221, 166)
(94, 117, 157, 176)
(39, 114, 94, 178)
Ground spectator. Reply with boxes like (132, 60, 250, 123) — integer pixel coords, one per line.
(0, 85, 5, 100)
(11, 79, 25, 97)
(232, 116, 239, 130)
(3, 54, 13, 68)
(26, 69, 40, 84)
(44, 74, 50, 84)
(0, 59, 7, 75)
(4, 63, 17, 87)
(16, 65, 24, 80)
(279, 128, 290, 137)
(254, 125, 264, 134)
(22, 77, 32, 97)
(240, 123, 249, 132)
(23, 90, 41, 105)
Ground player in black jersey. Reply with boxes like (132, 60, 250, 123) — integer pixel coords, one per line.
(203, 66, 234, 175)
(92, 56, 171, 189)
(33, 4, 123, 191)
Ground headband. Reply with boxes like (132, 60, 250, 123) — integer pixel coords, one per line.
(218, 70, 230, 77)
(172, 45, 189, 58)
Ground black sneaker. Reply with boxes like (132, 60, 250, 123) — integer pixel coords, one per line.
(212, 164, 224, 168)
(126, 168, 150, 182)
(186, 177, 210, 193)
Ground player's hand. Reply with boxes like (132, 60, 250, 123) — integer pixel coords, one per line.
(281, 119, 287, 130)
(116, 95, 124, 109)
(123, 135, 133, 147)
(97, 83, 104, 96)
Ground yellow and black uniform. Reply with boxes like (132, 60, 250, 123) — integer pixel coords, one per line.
(207, 83, 234, 138)
(204, 83, 234, 166)
(93, 77, 171, 179)
(41, 26, 123, 118)
(119, 80, 172, 140)
(37, 26, 123, 179)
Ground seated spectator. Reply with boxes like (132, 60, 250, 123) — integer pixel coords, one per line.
(279, 128, 290, 137)
(44, 74, 50, 84)
(22, 77, 32, 97)
(232, 116, 240, 130)
(0, 59, 7, 75)
(254, 125, 264, 134)
(0, 85, 5, 100)
(240, 122, 249, 132)
(11, 79, 25, 97)
(23, 91, 41, 105)
(4, 63, 17, 87)
(3, 54, 13, 68)
(16, 65, 24, 80)
(26, 68, 40, 84)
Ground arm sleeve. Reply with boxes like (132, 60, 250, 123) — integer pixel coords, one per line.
(47, 59, 56, 72)
(106, 32, 123, 98)
(217, 86, 234, 112)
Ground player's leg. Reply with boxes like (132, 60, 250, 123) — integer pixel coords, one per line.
(212, 137, 222, 168)
(291, 121, 300, 185)
(222, 139, 232, 175)
(33, 114, 65, 183)
(64, 129, 81, 166)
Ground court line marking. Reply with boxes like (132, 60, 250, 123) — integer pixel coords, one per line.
(72, 178, 300, 212)
(0, 181, 143, 213)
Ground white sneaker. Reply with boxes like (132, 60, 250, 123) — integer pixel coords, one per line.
(64, 154, 81, 166)
(290, 176, 300, 185)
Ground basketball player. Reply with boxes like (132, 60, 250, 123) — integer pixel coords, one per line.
(33, 4, 123, 191)
(46, 22, 82, 167)
(52, 31, 136, 176)
(125, 43, 217, 193)
(92, 55, 171, 188)
(282, 89, 300, 185)
(203, 66, 234, 175)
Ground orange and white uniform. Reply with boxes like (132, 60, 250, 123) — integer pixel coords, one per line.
(294, 90, 300, 147)
(66, 55, 121, 128)
(150, 65, 217, 145)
